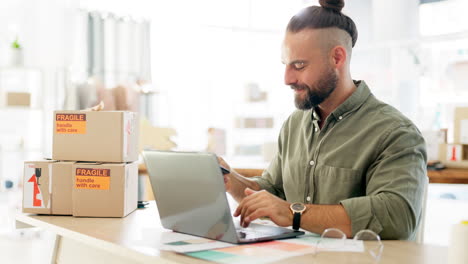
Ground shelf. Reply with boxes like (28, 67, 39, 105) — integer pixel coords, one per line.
(427, 168, 468, 184)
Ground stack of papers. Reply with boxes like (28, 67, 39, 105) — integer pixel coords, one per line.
(158, 231, 364, 264)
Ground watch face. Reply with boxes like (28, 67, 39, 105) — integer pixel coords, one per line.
(291, 203, 305, 212)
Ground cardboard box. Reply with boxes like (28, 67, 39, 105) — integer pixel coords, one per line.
(53, 162, 75, 215)
(235, 117, 274, 128)
(52, 111, 139, 162)
(439, 143, 468, 169)
(454, 107, 468, 144)
(72, 162, 138, 217)
(446, 144, 463, 162)
(23, 161, 74, 215)
(6, 92, 31, 106)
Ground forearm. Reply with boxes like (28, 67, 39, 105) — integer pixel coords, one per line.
(301, 204, 352, 237)
(228, 171, 261, 203)
(341, 193, 418, 239)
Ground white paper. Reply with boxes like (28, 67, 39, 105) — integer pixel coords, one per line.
(158, 231, 234, 253)
(158, 231, 364, 254)
(283, 234, 365, 252)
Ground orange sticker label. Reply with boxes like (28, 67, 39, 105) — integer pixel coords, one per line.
(55, 113, 86, 134)
(75, 168, 110, 190)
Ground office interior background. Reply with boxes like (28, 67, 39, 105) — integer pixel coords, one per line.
(1, 0, 468, 262)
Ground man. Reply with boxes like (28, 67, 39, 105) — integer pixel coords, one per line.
(219, 0, 427, 240)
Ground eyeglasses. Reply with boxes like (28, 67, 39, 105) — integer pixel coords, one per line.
(312, 228, 384, 264)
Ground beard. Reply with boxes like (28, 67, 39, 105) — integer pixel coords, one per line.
(292, 67, 338, 110)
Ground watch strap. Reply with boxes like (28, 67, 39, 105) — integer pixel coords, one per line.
(292, 212, 301, 231)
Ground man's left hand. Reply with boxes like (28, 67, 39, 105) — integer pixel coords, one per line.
(233, 188, 292, 228)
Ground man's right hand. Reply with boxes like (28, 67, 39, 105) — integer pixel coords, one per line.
(217, 156, 232, 192)
(217, 156, 261, 203)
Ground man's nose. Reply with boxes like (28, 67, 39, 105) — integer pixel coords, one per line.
(284, 67, 297, 86)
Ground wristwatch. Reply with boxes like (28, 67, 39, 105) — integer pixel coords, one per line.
(290, 202, 306, 231)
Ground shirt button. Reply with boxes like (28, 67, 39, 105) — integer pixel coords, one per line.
(306, 196, 311, 202)
(314, 127, 318, 132)
(309, 160, 315, 166)
(338, 116, 343, 120)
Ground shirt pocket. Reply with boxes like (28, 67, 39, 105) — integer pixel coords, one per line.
(283, 156, 308, 202)
(314, 164, 364, 204)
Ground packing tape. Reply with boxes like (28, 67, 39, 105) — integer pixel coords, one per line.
(85, 100, 104, 111)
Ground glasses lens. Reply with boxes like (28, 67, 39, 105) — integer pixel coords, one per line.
(353, 229, 384, 262)
(315, 228, 346, 253)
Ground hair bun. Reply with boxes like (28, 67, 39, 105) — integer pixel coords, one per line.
(319, 0, 344, 13)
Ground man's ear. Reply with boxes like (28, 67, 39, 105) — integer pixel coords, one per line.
(330, 46, 347, 69)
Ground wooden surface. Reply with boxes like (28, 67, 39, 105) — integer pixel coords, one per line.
(16, 202, 448, 264)
(139, 163, 468, 184)
(427, 168, 468, 184)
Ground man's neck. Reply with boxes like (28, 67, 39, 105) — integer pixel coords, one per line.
(317, 78, 356, 128)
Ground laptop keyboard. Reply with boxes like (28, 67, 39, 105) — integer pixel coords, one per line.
(236, 227, 273, 239)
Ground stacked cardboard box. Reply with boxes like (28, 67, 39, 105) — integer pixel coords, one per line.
(7, 92, 31, 106)
(439, 107, 468, 168)
(23, 161, 74, 215)
(23, 111, 139, 217)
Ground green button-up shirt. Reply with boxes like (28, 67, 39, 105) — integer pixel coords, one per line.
(252, 80, 427, 240)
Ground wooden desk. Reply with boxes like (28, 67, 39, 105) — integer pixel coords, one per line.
(427, 168, 468, 184)
(16, 203, 447, 264)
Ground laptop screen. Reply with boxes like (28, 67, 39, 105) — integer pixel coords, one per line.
(143, 150, 238, 243)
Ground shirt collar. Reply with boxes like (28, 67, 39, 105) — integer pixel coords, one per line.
(311, 108, 321, 122)
(311, 80, 371, 122)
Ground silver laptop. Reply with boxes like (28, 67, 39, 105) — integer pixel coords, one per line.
(142, 150, 304, 244)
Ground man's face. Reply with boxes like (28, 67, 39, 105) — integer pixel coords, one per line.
(282, 30, 338, 110)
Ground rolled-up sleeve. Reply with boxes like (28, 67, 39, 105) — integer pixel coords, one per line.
(250, 123, 286, 200)
(251, 154, 286, 199)
(340, 124, 427, 239)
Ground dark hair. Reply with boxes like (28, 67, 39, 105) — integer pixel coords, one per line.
(286, 0, 358, 47)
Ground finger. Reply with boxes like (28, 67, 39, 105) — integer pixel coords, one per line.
(234, 198, 248, 217)
(236, 189, 266, 216)
(244, 187, 256, 196)
(239, 191, 272, 226)
(238, 201, 251, 226)
(240, 196, 263, 220)
(234, 197, 244, 216)
(216, 156, 230, 169)
(240, 197, 268, 227)
(242, 203, 268, 227)
(244, 208, 269, 226)
(240, 199, 254, 225)
(234, 189, 255, 216)
(224, 176, 231, 192)
(234, 204, 241, 217)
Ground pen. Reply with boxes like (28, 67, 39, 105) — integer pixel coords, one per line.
(220, 166, 230, 175)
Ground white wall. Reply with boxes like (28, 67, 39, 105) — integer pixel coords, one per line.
(0, 0, 431, 157)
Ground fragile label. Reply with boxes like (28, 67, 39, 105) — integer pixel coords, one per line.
(56, 113, 87, 134)
(75, 168, 110, 190)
